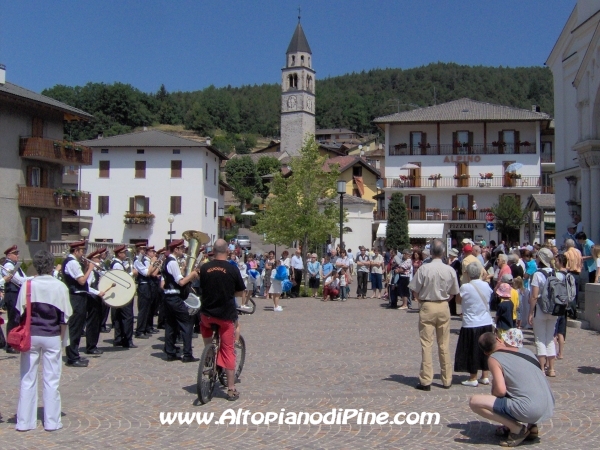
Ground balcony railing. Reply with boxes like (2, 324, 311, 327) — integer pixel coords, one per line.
(18, 186, 91, 210)
(389, 142, 537, 156)
(20, 137, 93, 166)
(49, 241, 126, 257)
(124, 212, 155, 225)
(373, 209, 496, 222)
(541, 185, 554, 194)
(540, 153, 554, 163)
(383, 175, 540, 189)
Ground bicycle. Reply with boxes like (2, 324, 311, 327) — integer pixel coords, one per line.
(237, 297, 256, 315)
(197, 323, 246, 404)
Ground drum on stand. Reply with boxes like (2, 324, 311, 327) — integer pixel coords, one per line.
(98, 269, 136, 308)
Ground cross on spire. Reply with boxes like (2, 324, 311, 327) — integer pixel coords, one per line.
(298, 6, 301, 22)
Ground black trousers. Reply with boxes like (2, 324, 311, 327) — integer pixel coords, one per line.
(85, 295, 103, 352)
(135, 283, 152, 336)
(4, 290, 19, 348)
(157, 291, 166, 328)
(357, 271, 369, 297)
(147, 282, 161, 332)
(292, 269, 303, 296)
(66, 293, 88, 363)
(390, 285, 399, 308)
(100, 303, 111, 329)
(164, 294, 193, 359)
(112, 299, 134, 346)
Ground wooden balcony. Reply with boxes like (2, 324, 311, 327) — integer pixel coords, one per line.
(389, 142, 537, 156)
(383, 175, 541, 189)
(20, 137, 93, 166)
(18, 186, 91, 210)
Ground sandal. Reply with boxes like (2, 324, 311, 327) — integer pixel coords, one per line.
(546, 370, 556, 377)
(527, 424, 538, 439)
(495, 426, 510, 437)
(499, 424, 529, 447)
(226, 389, 240, 401)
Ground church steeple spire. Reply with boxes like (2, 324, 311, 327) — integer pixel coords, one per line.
(286, 22, 312, 55)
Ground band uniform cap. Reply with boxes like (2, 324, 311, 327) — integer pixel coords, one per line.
(463, 244, 473, 252)
(168, 239, 185, 251)
(146, 246, 155, 251)
(135, 242, 147, 249)
(156, 247, 167, 255)
(97, 247, 108, 255)
(114, 245, 127, 254)
(3, 245, 18, 255)
(69, 240, 86, 250)
(496, 283, 512, 298)
(87, 250, 101, 259)
(448, 248, 459, 257)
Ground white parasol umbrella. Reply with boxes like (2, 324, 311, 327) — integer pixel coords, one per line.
(241, 211, 256, 216)
(505, 162, 523, 173)
(400, 163, 420, 170)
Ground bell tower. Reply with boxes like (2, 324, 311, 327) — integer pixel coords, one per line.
(280, 19, 315, 156)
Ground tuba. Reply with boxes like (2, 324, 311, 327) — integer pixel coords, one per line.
(179, 230, 209, 302)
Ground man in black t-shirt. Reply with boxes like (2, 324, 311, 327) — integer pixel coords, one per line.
(199, 239, 245, 401)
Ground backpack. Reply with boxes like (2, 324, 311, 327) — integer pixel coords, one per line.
(536, 269, 571, 316)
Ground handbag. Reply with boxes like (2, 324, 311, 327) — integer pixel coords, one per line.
(7, 279, 32, 352)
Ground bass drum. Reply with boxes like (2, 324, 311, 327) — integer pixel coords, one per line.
(98, 269, 136, 308)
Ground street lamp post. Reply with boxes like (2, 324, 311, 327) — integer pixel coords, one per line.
(337, 180, 347, 251)
(167, 214, 175, 244)
(80, 227, 90, 252)
(218, 207, 224, 239)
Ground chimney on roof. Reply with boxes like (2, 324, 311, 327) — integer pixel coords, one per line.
(0, 64, 5, 85)
(531, 105, 538, 112)
(206, 138, 211, 146)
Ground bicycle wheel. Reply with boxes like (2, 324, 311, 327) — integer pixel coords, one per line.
(219, 335, 246, 387)
(197, 344, 217, 404)
(246, 298, 256, 314)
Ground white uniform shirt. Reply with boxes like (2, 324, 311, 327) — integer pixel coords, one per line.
(87, 270, 102, 296)
(2, 259, 29, 287)
(64, 257, 87, 293)
(164, 259, 183, 294)
(111, 259, 126, 271)
(134, 254, 150, 278)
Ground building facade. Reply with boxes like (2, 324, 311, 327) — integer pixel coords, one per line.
(547, 0, 600, 246)
(78, 130, 227, 248)
(373, 98, 553, 247)
(280, 21, 316, 156)
(0, 70, 93, 260)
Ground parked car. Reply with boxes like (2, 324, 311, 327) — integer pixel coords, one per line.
(235, 235, 251, 250)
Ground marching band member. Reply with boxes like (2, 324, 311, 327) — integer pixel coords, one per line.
(2, 245, 30, 354)
(156, 247, 168, 330)
(110, 245, 137, 348)
(84, 250, 107, 355)
(97, 247, 111, 333)
(133, 243, 158, 339)
(148, 247, 165, 334)
(62, 241, 95, 367)
(162, 239, 199, 362)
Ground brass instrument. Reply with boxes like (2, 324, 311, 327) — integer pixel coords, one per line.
(182, 230, 210, 276)
(81, 256, 133, 290)
(125, 247, 136, 276)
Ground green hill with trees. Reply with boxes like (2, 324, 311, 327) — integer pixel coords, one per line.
(42, 62, 553, 152)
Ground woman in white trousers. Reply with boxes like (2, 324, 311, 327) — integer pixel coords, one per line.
(15, 250, 71, 431)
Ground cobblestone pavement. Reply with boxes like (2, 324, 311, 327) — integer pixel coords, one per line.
(1, 295, 599, 449)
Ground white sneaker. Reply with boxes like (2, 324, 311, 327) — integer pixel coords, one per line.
(461, 380, 478, 387)
(240, 304, 252, 311)
(274, 306, 283, 312)
(477, 378, 490, 385)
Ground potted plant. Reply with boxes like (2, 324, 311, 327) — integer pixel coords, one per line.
(480, 207, 493, 212)
(479, 172, 493, 179)
(396, 143, 408, 149)
(64, 142, 74, 150)
(428, 174, 442, 180)
(452, 207, 466, 213)
(53, 188, 65, 206)
(426, 208, 440, 212)
(509, 173, 522, 179)
(521, 141, 531, 147)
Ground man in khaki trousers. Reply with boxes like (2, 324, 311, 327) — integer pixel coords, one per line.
(408, 239, 460, 391)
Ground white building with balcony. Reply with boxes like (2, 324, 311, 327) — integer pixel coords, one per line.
(373, 98, 553, 247)
(78, 130, 228, 248)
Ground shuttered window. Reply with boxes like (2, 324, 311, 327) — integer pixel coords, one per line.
(99, 160, 110, 178)
(25, 217, 46, 242)
(205, 163, 208, 180)
(213, 201, 217, 218)
(130, 196, 149, 213)
(135, 161, 146, 178)
(170, 196, 182, 214)
(26, 166, 48, 187)
(32, 117, 44, 138)
(205, 198, 208, 216)
(171, 160, 182, 178)
(98, 196, 109, 214)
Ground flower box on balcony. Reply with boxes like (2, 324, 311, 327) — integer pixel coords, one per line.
(479, 173, 493, 179)
(454, 174, 469, 179)
(480, 208, 493, 213)
(509, 173, 522, 179)
(428, 174, 442, 180)
(426, 208, 440, 212)
(399, 175, 415, 181)
(452, 207, 466, 213)
(124, 212, 155, 225)
(395, 143, 408, 149)
(418, 142, 431, 149)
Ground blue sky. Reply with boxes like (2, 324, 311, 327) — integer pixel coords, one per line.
(0, 0, 575, 94)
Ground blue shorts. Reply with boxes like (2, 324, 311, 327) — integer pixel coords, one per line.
(493, 397, 518, 422)
(371, 273, 383, 290)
